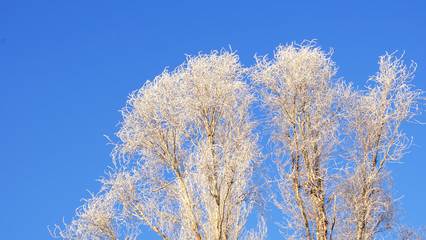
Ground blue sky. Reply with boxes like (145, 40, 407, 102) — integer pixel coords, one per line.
(0, 1, 425, 239)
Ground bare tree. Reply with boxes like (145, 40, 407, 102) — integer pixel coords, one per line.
(251, 42, 422, 240)
(53, 42, 423, 240)
(252, 41, 349, 240)
(53, 50, 264, 240)
(338, 53, 422, 240)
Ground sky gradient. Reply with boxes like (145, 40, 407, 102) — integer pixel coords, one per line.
(1, 1, 425, 239)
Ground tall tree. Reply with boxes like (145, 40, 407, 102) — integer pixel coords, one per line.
(252, 41, 348, 240)
(252, 42, 422, 240)
(339, 53, 421, 240)
(53, 50, 264, 240)
(53, 42, 423, 240)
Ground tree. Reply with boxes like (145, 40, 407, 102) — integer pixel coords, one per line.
(339, 53, 421, 240)
(52, 50, 264, 240)
(252, 41, 348, 240)
(53, 41, 422, 240)
(251, 41, 422, 240)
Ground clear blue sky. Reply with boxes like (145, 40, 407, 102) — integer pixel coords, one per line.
(1, 1, 425, 239)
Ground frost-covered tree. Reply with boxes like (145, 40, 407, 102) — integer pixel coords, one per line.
(338, 53, 422, 240)
(251, 42, 422, 240)
(252, 41, 349, 240)
(53, 42, 423, 240)
(53, 50, 264, 240)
